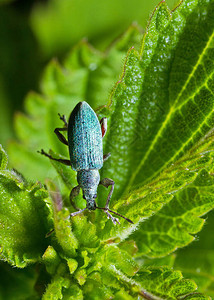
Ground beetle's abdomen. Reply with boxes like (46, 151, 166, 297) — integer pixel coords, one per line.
(68, 101, 103, 171)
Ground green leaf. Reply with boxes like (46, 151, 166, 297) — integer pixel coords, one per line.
(89, 0, 214, 256)
(171, 210, 214, 298)
(141, 213, 214, 298)
(134, 266, 210, 300)
(71, 215, 99, 249)
(127, 168, 214, 257)
(0, 146, 52, 267)
(42, 276, 70, 300)
(45, 180, 79, 257)
(42, 246, 61, 275)
(0, 144, 8, 169)
(97, 132, 214, 241)
(0, 262, 39, 300)
(4, 0, 214, 299)
(100, 0, 214, 201)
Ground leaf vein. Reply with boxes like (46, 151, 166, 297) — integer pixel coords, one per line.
(145, 108, 214, 183)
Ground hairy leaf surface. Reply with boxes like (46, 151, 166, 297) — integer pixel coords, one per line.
(2, 0, 214, 299)
(0, 145, 52, 267)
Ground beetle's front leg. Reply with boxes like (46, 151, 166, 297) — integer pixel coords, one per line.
(100, 118, 111, 162)
(38, 149, 71, 165)
(58, 113, 68, 128)
(54, 114, 69, 146)
(70, 185, 81, 211)
(54, 128, 68, 146)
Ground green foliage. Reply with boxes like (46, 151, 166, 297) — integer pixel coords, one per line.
(0, 145, 52, 268)
(170, 210, 214, 298)
(128, 169, 214, 257)
(141, 210, 214, 297)
(1, 0, 214, 299)
(100, 0, 214, 198)
(134, 267, 209, 299)
(30, 0, 177, 56)
(0, 263, 39, 299)
(8, 27, 141, 182)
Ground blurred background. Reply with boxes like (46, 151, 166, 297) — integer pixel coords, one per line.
(0, 0, 177, 148)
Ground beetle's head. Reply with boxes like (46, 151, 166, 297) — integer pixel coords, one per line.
(83, 192, 97, 210)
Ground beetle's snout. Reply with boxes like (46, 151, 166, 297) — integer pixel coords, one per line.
(86, 199, 97, 210)
(86, 194, 97, 210)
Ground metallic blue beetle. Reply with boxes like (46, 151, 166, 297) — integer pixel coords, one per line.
(39, 101, 132, 224)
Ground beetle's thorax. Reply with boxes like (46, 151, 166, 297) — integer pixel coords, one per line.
(77, 169, 100, 210)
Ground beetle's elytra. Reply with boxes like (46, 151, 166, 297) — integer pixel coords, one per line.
(68, 102, 103, 171)
(39, 101, 133, 224)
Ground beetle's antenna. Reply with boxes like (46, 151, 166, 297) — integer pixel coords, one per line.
(107, 208, 134, 224)
(96, 207, 133, 224)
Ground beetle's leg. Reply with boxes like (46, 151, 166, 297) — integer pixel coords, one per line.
(70, 208, 87, 217)
(100, 117, 107, 138)
(99, 178, 120, 224)
(98, 178, 133, 224)
(100, 118, 110, 162)
(58, 113, 68, 128)
(38, 149, 71, 165)
(103, 152, 111, 162)
(70, 185, 81, 211)
(54, 113, 68, 145)
(54, 127, 68, 146)
(104, 210, 120, 225)
(100, 178, 114, 208)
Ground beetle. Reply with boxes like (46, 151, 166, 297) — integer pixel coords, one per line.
(39, 101, 133, 224)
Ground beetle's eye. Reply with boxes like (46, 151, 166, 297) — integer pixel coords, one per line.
(93, 194, 97, 199)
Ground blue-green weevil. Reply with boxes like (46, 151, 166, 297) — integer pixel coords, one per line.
(39, 101, 133, 224)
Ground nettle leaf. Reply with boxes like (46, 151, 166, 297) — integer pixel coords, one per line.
(0, 145, 52, 268)
(133, 266, 210, 300)
(100, 0, 214, 201)
(0, 262, 40, 299)
(171, 210, 214, 298)
(126, 167, 214, 257)
(141, 213, 214, 297)
(94, 0, 214, 247)
(98, 131, 214, 241)
(3, 0, 214, 299)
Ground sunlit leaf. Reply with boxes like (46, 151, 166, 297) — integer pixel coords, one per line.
(0, 145, 52, 268)
(3, 0, 214, 299)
